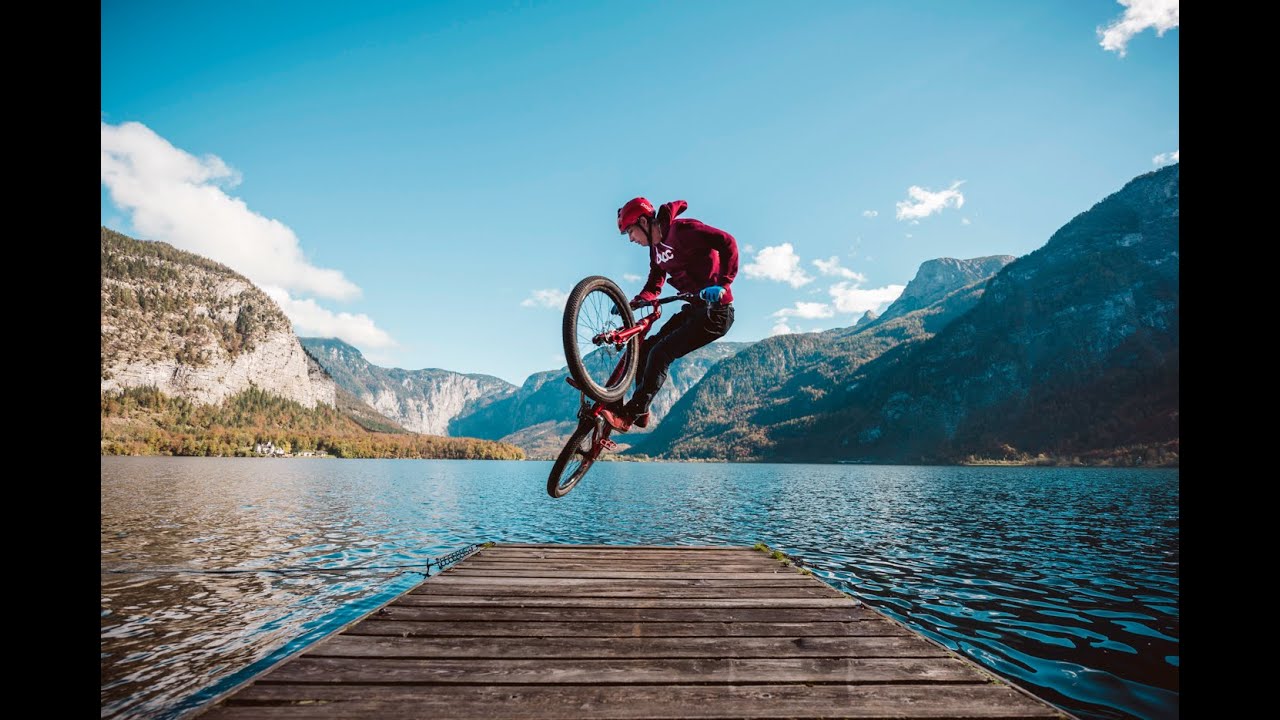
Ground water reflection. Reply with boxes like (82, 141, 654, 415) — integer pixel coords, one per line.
(102, 458, 1177, 720)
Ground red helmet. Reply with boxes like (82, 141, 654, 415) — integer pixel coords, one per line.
(617, 197, 655, 233)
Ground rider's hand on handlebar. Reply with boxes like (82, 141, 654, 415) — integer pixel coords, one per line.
(699, 285, 726, 304)
(611, 298, 641, 315)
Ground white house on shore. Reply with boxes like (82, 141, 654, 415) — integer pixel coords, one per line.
(252, 442, 321, 457)
(253, 441, 286, 456)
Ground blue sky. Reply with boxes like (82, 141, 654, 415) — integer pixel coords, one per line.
(102, 0, 1178, 386)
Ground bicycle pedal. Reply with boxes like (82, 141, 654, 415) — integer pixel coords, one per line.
(599, 439, 618, 451)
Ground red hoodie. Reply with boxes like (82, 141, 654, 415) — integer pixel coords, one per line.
(633, 200, 739, 305)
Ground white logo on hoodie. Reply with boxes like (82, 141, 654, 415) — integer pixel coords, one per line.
(654, 241, 674, 264)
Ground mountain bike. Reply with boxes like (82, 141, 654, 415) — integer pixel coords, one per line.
(547, 275, 696, 498)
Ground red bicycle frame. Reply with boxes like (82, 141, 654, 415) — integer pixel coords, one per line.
(566, 293, 697, 456)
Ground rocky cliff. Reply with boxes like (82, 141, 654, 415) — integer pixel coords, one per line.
(299, 338, 517, 436)
(871, 255, 1015, 326)
(101, 227, 337, 408)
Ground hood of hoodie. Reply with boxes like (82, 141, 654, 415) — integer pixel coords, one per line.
(657, 200, 688, 235)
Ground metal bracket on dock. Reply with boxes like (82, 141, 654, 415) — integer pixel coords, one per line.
(426, 542, 486, 573)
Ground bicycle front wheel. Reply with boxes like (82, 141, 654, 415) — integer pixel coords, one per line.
(547, 420, 601, 498)
(562, 276, 638, 404)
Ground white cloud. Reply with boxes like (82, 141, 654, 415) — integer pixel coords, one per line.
(1098, 0, 1179, 57)
(101, 120, 360, 301)
(830, 282, 906, 315)
(813, 256, 866, 281)
(896, 181, 966, 221)
(101, 120, 398, 354)
(521, 288, 568, 309)
(622, 273, 644, 282)
(961, 217, 972, 225)
(862, 210, 878, 218)
(742, 243, 756, 254)
(769, 321, 794, 337)
(772, 302, 834, 320)
(1153, 149, 1180, 166)
(261, 286, 395, 349)
(743, 243, 813, 287)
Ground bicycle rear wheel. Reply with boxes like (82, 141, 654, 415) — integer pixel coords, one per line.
(562, 276, 638, 404)
(547, 420, 601, 498)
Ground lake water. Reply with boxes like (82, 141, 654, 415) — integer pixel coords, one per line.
(101, 457, 1179, 719)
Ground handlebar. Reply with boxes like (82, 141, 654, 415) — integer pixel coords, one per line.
(632, 292, 701, 309)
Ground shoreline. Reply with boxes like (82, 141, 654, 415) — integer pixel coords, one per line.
(100, 452, 1178, 468)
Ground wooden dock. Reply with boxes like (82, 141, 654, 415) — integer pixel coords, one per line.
(198, 543, 1072, 719)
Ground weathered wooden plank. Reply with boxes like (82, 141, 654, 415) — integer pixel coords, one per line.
(443, 568, 803, 578)
(459, 555, 781, 563)
(459, 557, 782, 563)
(368, 605, 883, 623)
(205, 683, 1062, 719)
(430, 574, 819, 585)
(491, 540, 752, 545)
(442, 563, 798, 573)
(466, 549, 775, 557)
(466, 557, 784, 567)
(412, 585, 841, 599)
(346, 620, 910, 637)
(466, 556, 775, 565)
(305, 635, 946, 660)
(260, 657, 970, 685)
(457, 563, 793, 573)
(392, 595, 859, 608)
(473, 550, 774, 560)
(497, 543, 757, 550)
(417, 578, 830, 590)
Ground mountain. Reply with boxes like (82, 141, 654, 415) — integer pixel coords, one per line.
(871, 255, 1015, 326)
(101, 227, 336, 408)
(638, 256, 1011, 460)
(766, 164, 1180, 464)
(100, 227, 522, 459)
(299, 338, 516, 436)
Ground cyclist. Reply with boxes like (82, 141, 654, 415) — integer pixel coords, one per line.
(601, 197, 739, 432)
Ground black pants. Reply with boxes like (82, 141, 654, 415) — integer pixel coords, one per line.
(623, 302, 735, 416)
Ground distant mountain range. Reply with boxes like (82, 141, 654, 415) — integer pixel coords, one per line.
(100, 164, 1177, 464)
(301, 336, 754, 458)
(299, 337, 516, 436)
